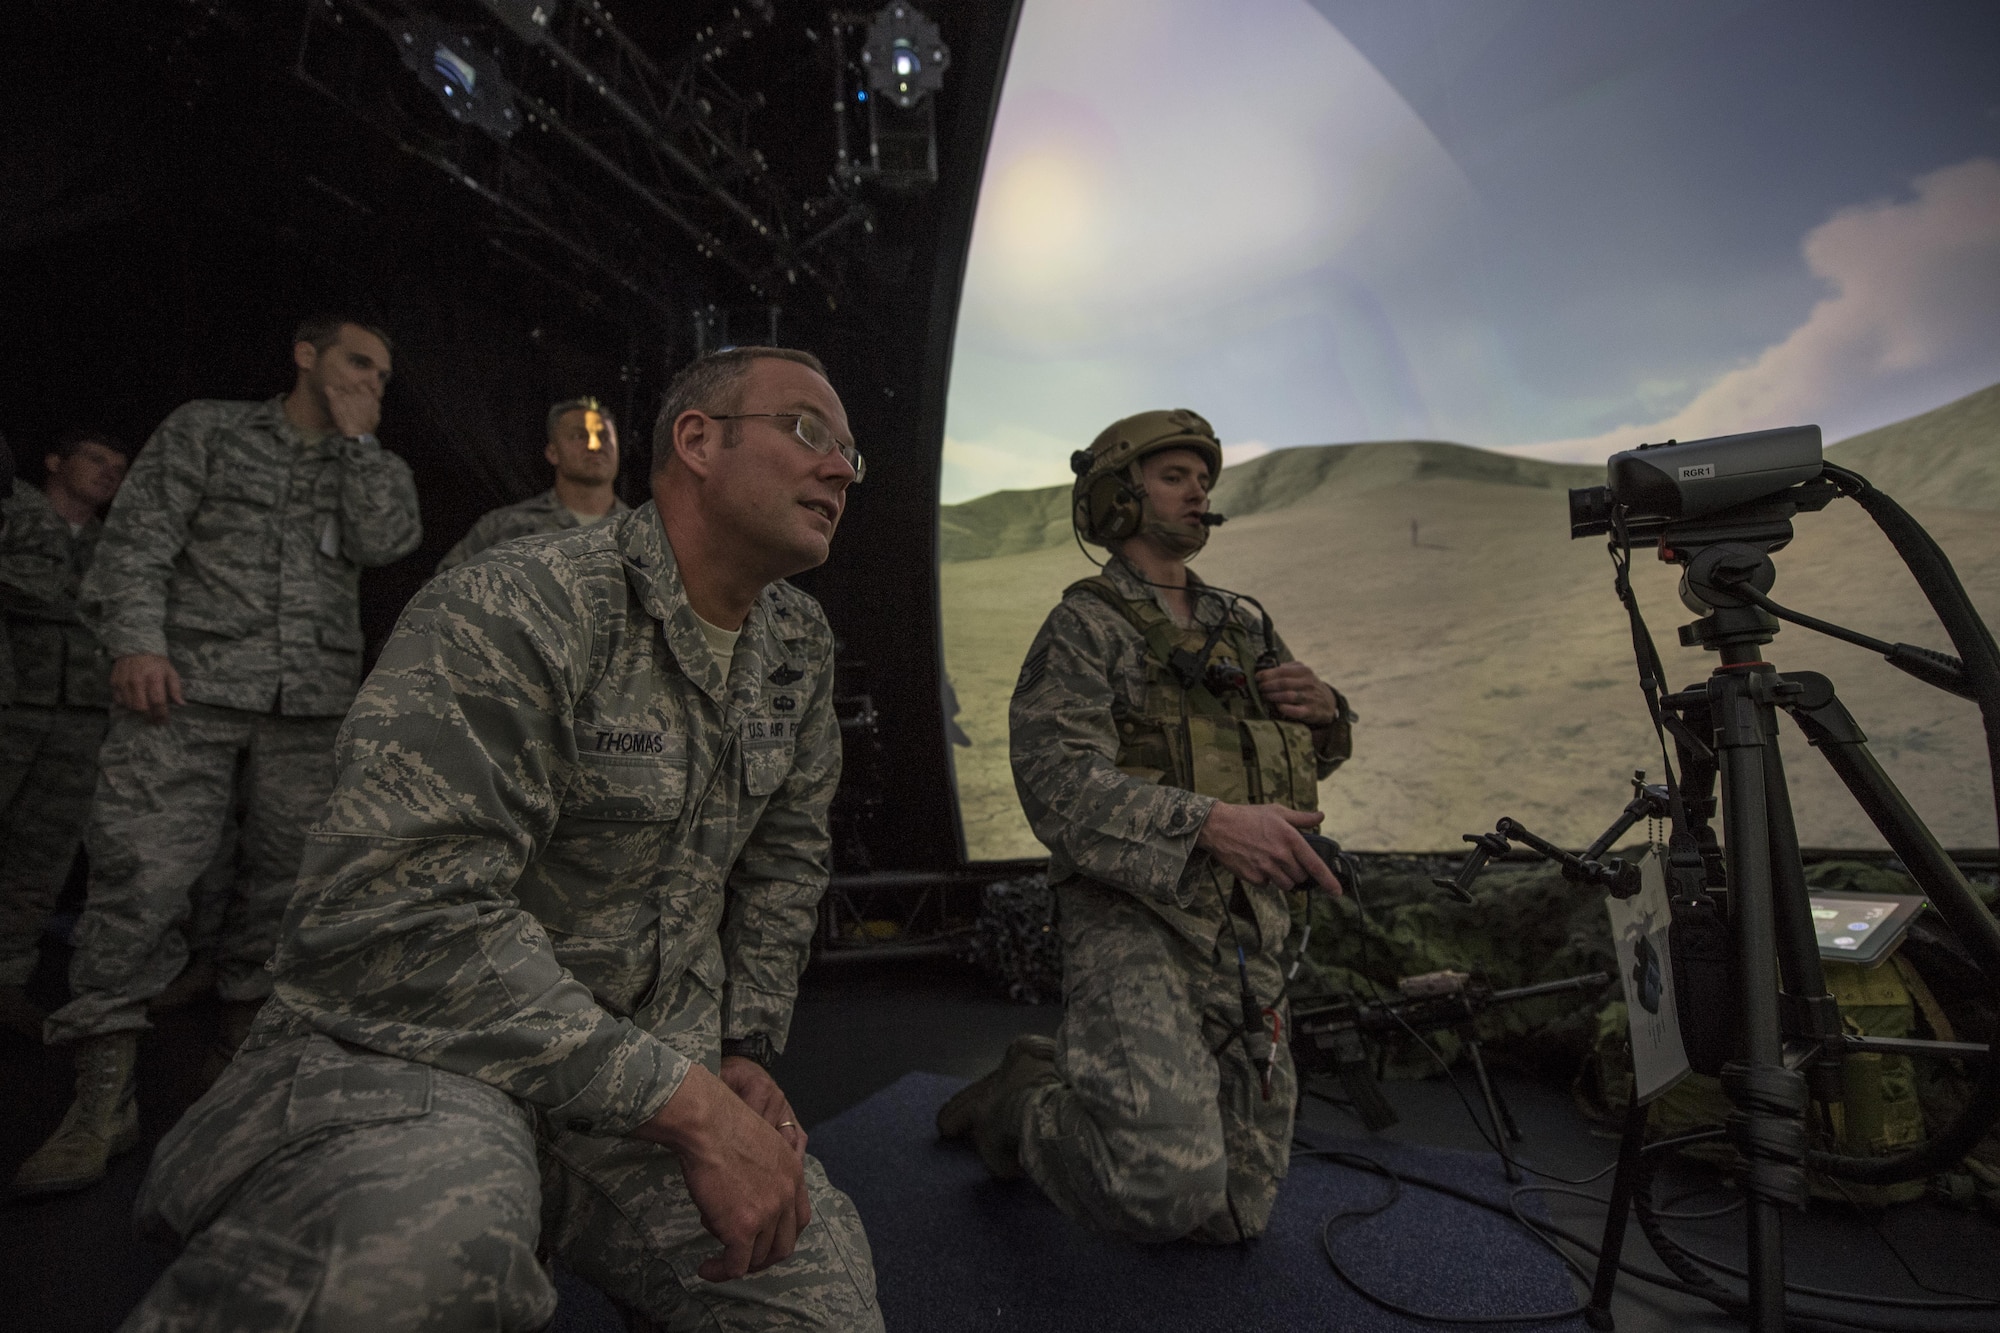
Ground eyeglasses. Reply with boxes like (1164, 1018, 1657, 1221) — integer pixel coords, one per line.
(705, 411, 866, 482)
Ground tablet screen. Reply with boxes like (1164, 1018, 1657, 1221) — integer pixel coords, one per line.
(1807, 893, 1927, 965)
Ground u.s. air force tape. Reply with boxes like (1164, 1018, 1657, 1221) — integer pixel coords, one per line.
(742, 716, 796, 748)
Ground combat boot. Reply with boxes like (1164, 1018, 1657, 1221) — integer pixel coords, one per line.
(970, 1035, 1058, 1180)
(937, 1033, 1056, 1141)
(10, 1031, 140, 1197)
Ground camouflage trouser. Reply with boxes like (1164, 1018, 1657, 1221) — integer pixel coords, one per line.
(186, 810, 240, 959)
(0, 705, 109, 986)
(43, 703, 340, 1043)
(1017, 877, 1296, 1243)
(125, 1036, 884, 1333)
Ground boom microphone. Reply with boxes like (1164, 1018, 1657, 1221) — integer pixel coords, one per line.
(1199, 512, 1228, 527)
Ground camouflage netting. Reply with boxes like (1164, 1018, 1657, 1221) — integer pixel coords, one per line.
(960, 854, 1623, 1049)
(1288, 853, 1620, 1081)
(964, 856, 1998, 1075)
(959, 875, 1063, 1005)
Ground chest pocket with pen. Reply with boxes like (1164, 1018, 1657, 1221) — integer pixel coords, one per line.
(567, 721, 690, 822)
(523, 721, 690, 941)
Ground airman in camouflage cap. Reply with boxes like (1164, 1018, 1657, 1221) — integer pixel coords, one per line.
(941, 409, 1354, 1243)
(434, 396, 630, 573)
(120, 347, 881, 1332)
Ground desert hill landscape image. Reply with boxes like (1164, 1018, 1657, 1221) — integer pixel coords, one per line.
(940, 382, 2000, 860)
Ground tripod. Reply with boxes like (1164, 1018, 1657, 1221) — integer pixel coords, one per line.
(1582, 540, 1999, 1332)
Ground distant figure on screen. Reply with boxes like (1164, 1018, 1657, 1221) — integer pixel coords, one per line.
(436, 395, 629, 572)
(939, 408, 1356, 1242)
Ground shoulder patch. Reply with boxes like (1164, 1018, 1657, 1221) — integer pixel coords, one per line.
(1014, 641, 1051, 697)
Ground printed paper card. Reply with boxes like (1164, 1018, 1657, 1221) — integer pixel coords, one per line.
(1606, 849, 1692, 1104)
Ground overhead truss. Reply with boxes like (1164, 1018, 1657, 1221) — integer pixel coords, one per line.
(167, 0, 902, 324)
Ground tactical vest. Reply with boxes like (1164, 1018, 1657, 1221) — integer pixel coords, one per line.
(1066, 576, 1321, 813)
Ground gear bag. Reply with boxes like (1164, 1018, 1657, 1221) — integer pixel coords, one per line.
(1585, 954, 1947, 1205)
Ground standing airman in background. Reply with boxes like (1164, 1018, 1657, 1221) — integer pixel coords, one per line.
(435, 395, 628, 572)
(10, 316, 423, 1197)
(0, 430, 131, 1039)
(941, 409, 1354, 1243)
(120, 346, 880, 1331)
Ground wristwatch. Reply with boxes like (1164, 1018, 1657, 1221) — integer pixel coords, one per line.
(720, 1034, 775, 1069)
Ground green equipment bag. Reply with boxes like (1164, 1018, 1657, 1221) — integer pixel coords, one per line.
(1621, 956, 1932, 1205)
(1580, 861, 1999, 1210)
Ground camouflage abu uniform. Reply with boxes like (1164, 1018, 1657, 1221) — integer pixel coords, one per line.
(45, 398, 421, 1040)
(125, 503, 881, 1332)
(1007, 553, 1348, 1242)
(0, 482, 113, 987)
(435, 486, 630, 573)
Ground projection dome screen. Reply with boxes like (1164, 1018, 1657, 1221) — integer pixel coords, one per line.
(938, 0, 2000, 861)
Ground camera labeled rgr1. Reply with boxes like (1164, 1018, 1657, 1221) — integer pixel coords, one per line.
(1569, 424, 1823, 540)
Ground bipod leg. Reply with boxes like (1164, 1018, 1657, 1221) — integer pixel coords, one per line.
(1584, 1091, 1649, 1331)
(1495, 1082, 1525, 1143)
(1464, 1035, 1521, 1182)
(1481, 1040, 1526, 1143)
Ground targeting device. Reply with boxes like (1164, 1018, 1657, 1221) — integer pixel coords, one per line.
(1543, 420, 2000, 1331)
(1569, 425, 1825, 545)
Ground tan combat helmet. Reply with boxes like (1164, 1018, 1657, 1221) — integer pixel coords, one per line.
(1069, 408, 1223, 546)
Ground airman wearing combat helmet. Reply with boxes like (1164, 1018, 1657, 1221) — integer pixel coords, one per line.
(940, 408, 1355, 1242)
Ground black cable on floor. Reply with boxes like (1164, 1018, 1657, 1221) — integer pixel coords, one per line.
(1302, 849, 2000, 1327)
(1291, 1141, 2000, 1331)
(1302, 1145, 1589, 1326)
(1645, 1181, 1742, 1221)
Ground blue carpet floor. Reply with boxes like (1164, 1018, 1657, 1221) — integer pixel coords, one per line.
(808, 1071, 1586, 1333)
(550, 1070, 1587, 1331)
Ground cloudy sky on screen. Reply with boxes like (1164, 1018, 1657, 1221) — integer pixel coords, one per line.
(938, 0, 2000, 503)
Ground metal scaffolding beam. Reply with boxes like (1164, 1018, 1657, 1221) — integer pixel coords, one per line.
(167, 0, 892, 321)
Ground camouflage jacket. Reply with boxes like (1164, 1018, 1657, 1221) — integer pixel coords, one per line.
(259, 502, 839, 1137)
(1009, 555, 1345, 948)
(0, 483, 110, 708)
(78, 398, 423, 717)
(436, 487, 631, 574)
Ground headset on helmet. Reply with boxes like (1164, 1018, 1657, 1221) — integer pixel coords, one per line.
(1069, 409, 1223, 545)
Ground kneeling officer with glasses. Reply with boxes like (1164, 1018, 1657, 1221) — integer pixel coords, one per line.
(123, 347, 882, 1332)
